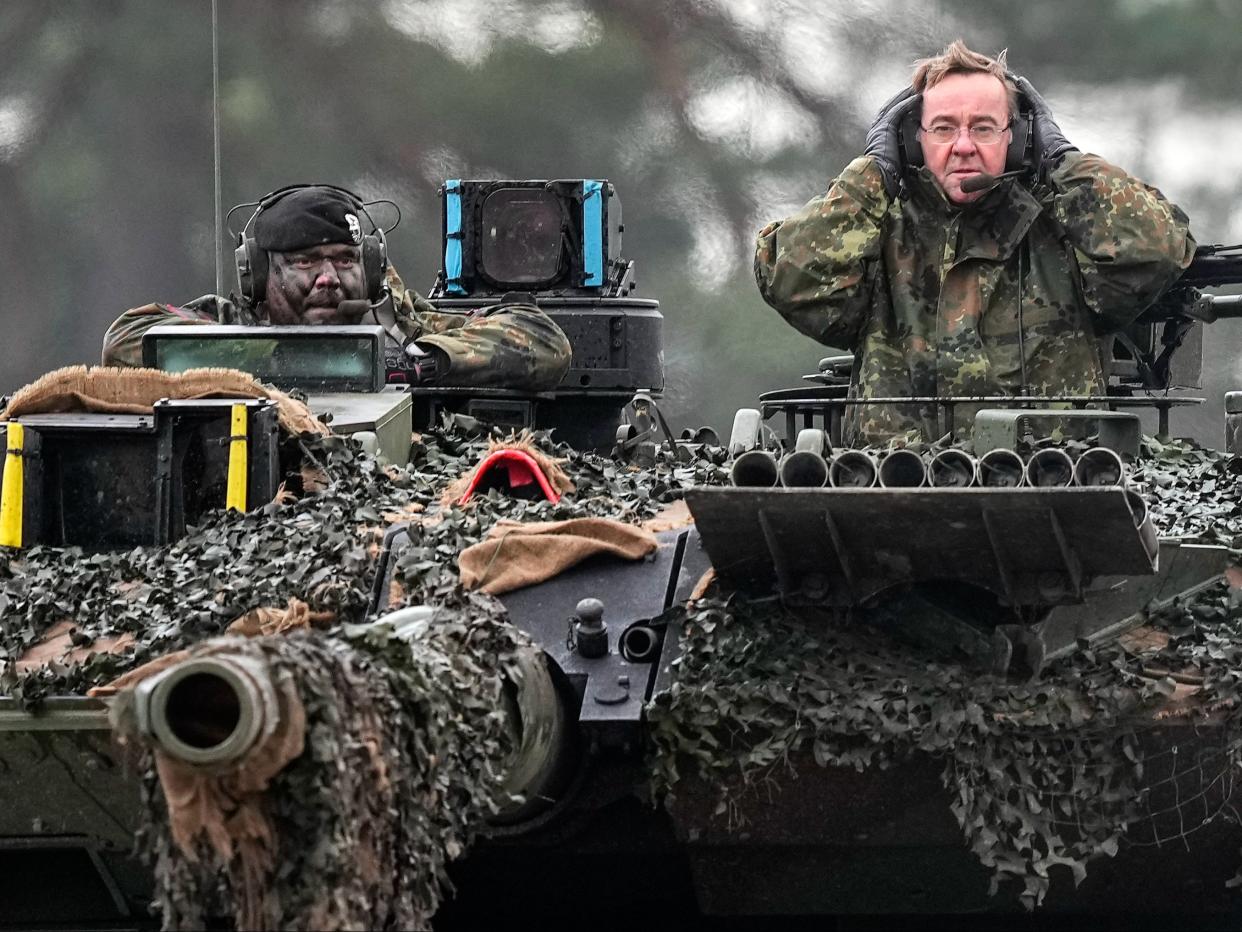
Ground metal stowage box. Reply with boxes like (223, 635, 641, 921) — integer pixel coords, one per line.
(0, 399, 279, 550)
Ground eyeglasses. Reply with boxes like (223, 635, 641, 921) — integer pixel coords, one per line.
(919, 123, 1011, 146)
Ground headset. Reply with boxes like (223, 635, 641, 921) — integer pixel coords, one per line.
(898, 80, 1033, 176)
(229, 184, 391, 305)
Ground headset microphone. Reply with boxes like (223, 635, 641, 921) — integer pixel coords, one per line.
(336, 293, 419, 357)
(958, 169, 1027, 194)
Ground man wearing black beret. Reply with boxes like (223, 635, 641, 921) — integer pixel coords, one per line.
(101, 185, 572, 390)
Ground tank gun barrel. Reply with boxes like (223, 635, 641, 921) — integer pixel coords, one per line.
(133, 653, 278, 766)
(124, 608, 568, 822)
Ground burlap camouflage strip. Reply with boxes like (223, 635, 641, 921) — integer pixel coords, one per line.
(755, 152, 1196, 444)
(101, 265, 572, 392)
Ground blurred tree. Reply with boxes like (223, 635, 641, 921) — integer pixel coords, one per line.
(1, 0, 1239, 440)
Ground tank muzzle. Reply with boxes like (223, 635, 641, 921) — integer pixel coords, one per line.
(133, 654, 277, 766)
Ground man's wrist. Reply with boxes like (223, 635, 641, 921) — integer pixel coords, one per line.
(842, 157, 895, 210)
(408, 342, 448, 383)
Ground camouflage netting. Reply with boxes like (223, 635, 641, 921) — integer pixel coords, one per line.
(131, 614, 526, 930)
(2, 420, 1241, 920)
(0, 421, 723, 928)
(0, 426, 719, 702)
(649, 436, 1242, 909)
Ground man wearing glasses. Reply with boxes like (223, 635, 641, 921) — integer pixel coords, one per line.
(755, 40, 1195, 444)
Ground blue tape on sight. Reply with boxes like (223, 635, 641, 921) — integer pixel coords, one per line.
(444, 180, 465, 294)
(583, 180, 603, 287)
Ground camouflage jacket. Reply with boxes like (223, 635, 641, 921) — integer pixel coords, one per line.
(754, 152, 1196, 444)
(101, 266, 573, 391)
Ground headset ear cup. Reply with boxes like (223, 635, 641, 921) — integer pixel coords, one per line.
(361, 234, 386, 302)
(1006, 110, 1032, 173)
(899, 103, 924, 169)
(235, 237, 269, 304)
(234, 242, 251, 301)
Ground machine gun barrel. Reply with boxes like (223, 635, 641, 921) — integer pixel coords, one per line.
(1176, 249, 1242, 289)
(1138, 292, 1242, 325)
(1202, 294, 1242, 318)
(1134, 247, 1242, 325)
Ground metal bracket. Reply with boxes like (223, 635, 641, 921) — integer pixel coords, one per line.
(973, 409, 1142, 457)
(686, 487, 1156, 609)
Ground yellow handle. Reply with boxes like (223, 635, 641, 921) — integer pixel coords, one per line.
(0, 423, 25, 548)
(226, 405, 248, 512)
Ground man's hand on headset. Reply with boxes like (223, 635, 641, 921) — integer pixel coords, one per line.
(1014, 76, 1076, 176)
(864, 86, 921, 198)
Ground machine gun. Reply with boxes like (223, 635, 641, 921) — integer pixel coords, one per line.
(1115, 242, 1242, 391)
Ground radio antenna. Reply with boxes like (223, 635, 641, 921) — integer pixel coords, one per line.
(211, 0, 224, 295)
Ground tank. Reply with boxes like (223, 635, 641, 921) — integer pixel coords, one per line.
(2, 189, 1242, 927)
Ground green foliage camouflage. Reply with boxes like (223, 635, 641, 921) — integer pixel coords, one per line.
(139, 621, 523, 930)
(649, 436, 1242, 909)
(0, 422, 722, 927)
(2, 425, 1239, 918)
(0, 425, 721, 703)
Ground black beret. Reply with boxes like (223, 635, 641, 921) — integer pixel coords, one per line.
(253, 186, 368, 252)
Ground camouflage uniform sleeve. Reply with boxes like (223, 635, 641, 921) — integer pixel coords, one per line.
(100, 300, 220, 368)
(1045, 151, 1196, 331)
(754, 156, 889, 349)
(384, 265, 572, 391)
